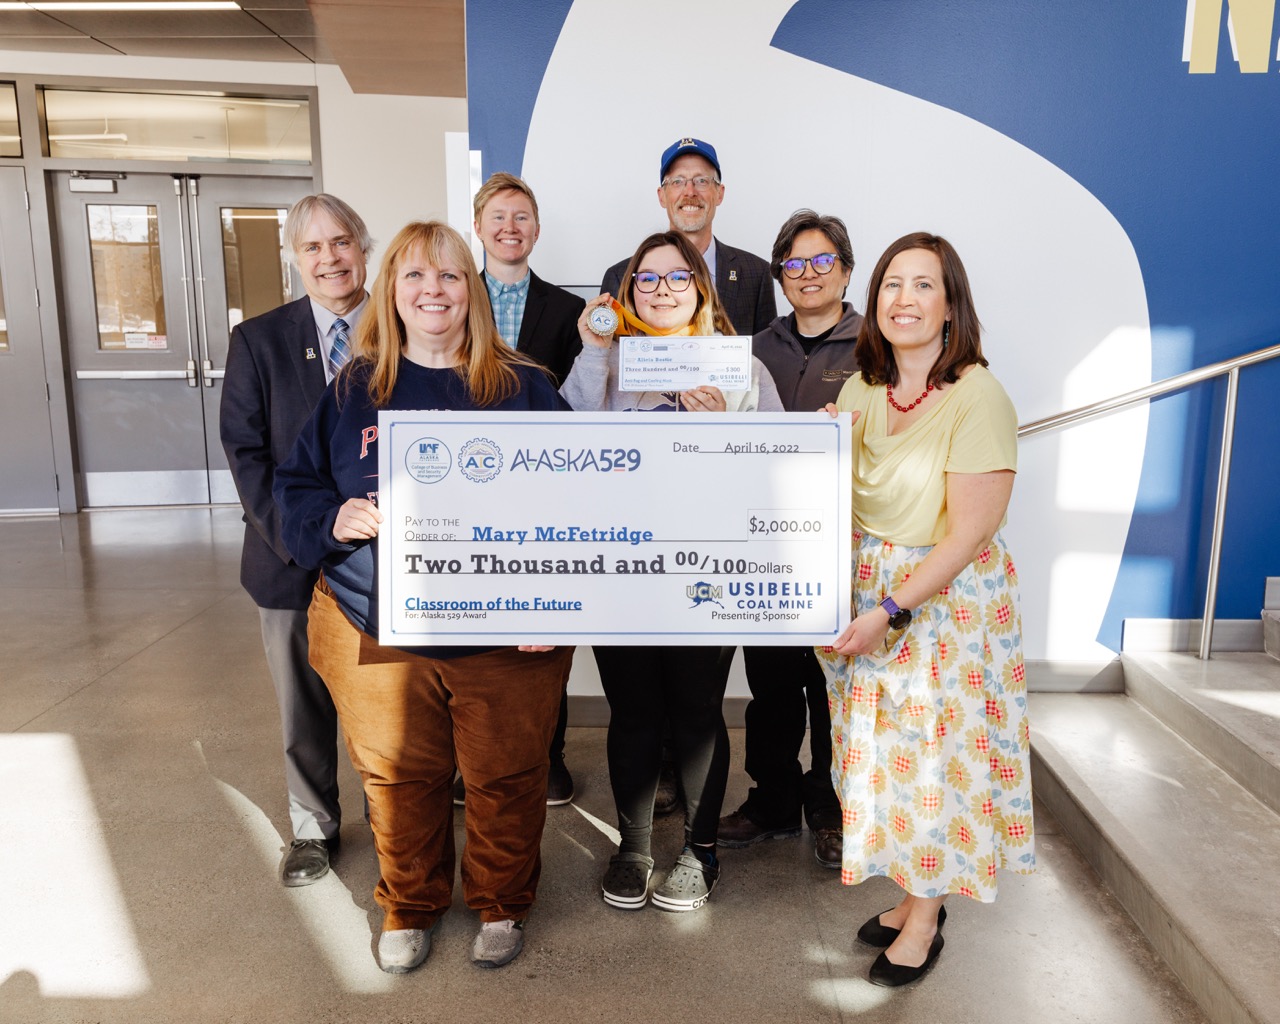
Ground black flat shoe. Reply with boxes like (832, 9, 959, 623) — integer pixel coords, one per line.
(856, 904, 946, 947)
(869, 932, 944, 987)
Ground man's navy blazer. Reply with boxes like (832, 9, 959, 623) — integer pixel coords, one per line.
(482, 269, 584, 387)
(220, 296, 329, 610)
(600, 237, 778, 337)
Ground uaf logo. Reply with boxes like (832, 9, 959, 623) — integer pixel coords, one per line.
(687, 582, 724, 609)
(459, 437, 503, 483)
(405, 436, 450, 484)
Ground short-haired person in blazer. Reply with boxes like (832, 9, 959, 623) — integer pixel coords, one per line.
(600, 137, 777, 337)
(219, 193, 372, 887)
(475, 172, 584, 386)
(473, 171, 584, 805)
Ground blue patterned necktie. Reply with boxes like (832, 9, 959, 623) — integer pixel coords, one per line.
(328, 317, 350, 380)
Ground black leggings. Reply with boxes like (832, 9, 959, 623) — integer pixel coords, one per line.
(593, 645, 733, 851)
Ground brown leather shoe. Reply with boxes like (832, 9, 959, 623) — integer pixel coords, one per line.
(812, 827, 843, 868)
(716, 809, 802, 848)
(280, 838, 333, 887)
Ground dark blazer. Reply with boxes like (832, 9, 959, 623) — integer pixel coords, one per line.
(483, 269, 585, 387)
(220, 296, 330, 610)
(600, 237, 778, 337)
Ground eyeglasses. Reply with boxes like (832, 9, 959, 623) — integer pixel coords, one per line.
(632, 269, 694, 293)
(781, 253, 840, 279)
(660, 175, 720, 192)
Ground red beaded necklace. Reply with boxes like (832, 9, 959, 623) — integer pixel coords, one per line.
(887, 381, 933, 413)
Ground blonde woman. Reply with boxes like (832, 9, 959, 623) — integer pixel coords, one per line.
(275, 221, 570, 974)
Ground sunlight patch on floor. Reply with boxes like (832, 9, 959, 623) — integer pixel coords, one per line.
(194, 740, 396, 993)
(0, 734, 150, 997)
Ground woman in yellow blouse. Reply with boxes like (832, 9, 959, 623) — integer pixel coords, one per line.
(819, 232, 1035, 987)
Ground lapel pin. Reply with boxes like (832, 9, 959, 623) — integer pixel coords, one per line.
(729, 270, 738, 281)
(306, 347, 317, 359)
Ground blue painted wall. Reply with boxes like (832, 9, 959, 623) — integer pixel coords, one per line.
(467, 0, 1280, 649)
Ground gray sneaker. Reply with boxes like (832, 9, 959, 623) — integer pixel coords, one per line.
(377, 927, 431, 974)
(650, 848, 719, 912)
(471, 918, 525, 969)
(601, 852, 654, 910)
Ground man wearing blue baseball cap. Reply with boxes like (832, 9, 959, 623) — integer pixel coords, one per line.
(601, 137, 776, 336)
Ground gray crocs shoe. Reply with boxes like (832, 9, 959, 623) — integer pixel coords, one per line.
(650, 848, 719, 912)
(601, 852, 654, 910)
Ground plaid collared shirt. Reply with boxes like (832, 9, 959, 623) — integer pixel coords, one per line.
(485, 272, 531, 348)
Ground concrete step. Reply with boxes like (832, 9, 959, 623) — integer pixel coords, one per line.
(1122, 652, 1280, 816)
(1030, 693, 1280, 1024)
(1263, 610, 1279, 661)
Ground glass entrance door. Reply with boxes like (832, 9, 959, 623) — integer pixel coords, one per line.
(55, 172, 307, 506)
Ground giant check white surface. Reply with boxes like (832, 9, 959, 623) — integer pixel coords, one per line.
(377, 412, 852, 645)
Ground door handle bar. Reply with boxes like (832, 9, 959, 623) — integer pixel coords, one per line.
(171, 174, 199, 386)
(75, 369, 193, 380)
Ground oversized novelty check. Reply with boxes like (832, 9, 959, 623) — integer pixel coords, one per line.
(618, 335, 752, 392)
(376, 411, 852, 645)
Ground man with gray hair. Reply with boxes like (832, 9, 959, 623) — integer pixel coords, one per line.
(220, 193, 372, 886)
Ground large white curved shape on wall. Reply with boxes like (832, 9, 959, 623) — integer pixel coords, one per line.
(523, 0, 1151, 666)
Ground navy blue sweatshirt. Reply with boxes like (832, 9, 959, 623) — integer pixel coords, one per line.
(274, 357, 568, 650)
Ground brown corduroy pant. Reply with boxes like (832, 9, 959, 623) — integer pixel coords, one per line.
(308, 580, 571, 931)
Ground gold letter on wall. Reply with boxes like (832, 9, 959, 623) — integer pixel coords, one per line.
(1187, 0, 1275, 72)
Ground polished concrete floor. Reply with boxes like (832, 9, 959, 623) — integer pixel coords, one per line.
(0, 508, 1212, 1024)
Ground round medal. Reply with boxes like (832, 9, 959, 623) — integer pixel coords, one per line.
(587, 304, 619, 337)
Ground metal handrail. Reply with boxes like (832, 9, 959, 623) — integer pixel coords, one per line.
(1018, 341, 1280, 437)
(1014, 339, 1280, 659)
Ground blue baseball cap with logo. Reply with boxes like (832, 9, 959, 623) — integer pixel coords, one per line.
(659, 137, 721, 182)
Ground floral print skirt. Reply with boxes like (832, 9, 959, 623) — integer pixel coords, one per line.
(816, 530, 1035, 901)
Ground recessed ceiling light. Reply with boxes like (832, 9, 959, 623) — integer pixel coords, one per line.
(19, 2, 242, 11)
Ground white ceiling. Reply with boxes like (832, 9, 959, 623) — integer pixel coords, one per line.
(0, 0, 466, 96)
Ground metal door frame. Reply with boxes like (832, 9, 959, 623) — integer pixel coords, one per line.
(54, 170, 307, 507)
(2, 72, 321, 513)
(0, 165, 61, 513)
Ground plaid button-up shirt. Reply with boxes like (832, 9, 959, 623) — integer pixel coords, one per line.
(485, 272, 531, 348)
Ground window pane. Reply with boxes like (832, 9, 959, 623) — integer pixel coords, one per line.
(222, 207, 291, 330)
(87, 205, 169, 352)
(44, 89, 310, 164)
(0, 83, 18, 158)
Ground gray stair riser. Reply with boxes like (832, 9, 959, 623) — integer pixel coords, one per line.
(1031, 748, 1260, 1024)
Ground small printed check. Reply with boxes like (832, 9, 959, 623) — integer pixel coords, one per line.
(617, 335, 752, 392)
(376, 411, 853, 645)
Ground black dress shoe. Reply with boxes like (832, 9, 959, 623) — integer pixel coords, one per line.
(868, 931, 944, 987)
(856, 904, 946, 947)
(812, 827, 843, 868)
(280, 838, 333, 887)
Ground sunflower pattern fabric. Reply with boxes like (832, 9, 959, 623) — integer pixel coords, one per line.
(817, 529, 1035, 901)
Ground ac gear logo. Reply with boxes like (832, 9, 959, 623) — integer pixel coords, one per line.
(459, 437, 503, 483)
